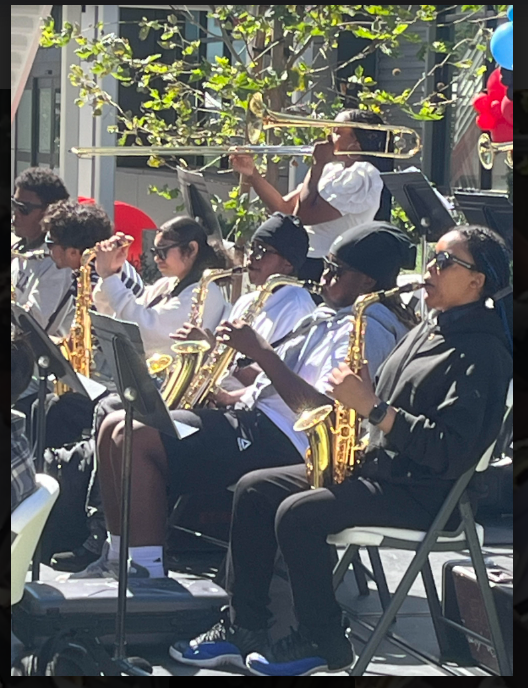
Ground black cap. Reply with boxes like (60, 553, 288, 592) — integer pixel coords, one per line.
(330, 221, 416, 290)
(251, 212, 309, 272)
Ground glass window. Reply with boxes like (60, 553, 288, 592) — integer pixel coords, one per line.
(206, 15, 224, 63)
(38, 87, 52, 154)
(16, 90, 33, 153)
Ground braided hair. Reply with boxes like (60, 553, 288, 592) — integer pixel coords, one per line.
(457, 225, 513, 351)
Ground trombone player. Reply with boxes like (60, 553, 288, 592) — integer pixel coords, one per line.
(231, 108, 392, 282)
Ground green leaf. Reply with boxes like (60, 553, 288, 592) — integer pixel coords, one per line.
(454, 59, 473, 69)
(139, 25, 150, 41)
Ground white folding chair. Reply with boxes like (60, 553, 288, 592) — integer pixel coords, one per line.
(11, 473, 60, 606)
(328, 380, 513, 676)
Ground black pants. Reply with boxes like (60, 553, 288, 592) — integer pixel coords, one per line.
(161, 407, 302, 506)
(226, 464, 437, 639)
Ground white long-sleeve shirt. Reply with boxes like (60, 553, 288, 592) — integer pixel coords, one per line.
(11, 239, 74, 337)
(92, 273, 231, 359)
(221, 284, 316, 391)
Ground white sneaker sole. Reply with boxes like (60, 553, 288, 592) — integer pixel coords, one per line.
(169, 644, 246, 670)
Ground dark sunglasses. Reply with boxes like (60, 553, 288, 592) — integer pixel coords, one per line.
(322, 256, 353, 278)
(427, 250, 477, 272)
(247, 242, 280, 260)
(150, 243, 182, 261)
(11, 196, 46, 216)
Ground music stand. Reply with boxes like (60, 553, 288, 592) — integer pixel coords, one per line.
(90, 314, 196, 675)
(176, 165, 226, 251)
(381, 170, 455, 318)
(12, 305, 106, 581)
(453, 190, 513, 251)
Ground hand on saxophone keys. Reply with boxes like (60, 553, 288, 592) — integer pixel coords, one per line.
(214, 319, 271, 359)
(170, 322, 215, 348)
(327, 362, 377, 417)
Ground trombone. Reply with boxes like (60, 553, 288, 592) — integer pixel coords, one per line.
(477, 132, 513, 170)
(71, 93, 421, 159)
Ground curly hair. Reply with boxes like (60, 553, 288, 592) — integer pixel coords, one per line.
(14, 167, 69, 206)
(42, 201, 113, 252)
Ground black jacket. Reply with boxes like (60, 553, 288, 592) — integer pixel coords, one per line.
(362, 302, 512, 496)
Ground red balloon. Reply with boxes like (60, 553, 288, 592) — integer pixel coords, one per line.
(489, 99, 502, 120)
(472, 92, 490, 114)
(78, 197, 157, 265)
(490, 119, 512, 143)
(486, 67, 506, 98)
(476, 112, 497, 131)
(501, 96, 513, 125)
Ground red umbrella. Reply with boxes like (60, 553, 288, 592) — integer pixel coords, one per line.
(78, 197, 157, 266)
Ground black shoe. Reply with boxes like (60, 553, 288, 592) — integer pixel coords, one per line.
(246, 627, 354, 676)
(50, 546, 101, 572)
(169, 618, 269, 670)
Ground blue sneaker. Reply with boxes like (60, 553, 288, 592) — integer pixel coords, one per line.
(246, 627, 354, 676)
(169, 619, 269, 669)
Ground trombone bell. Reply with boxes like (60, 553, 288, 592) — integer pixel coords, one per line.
(478, 132, 513, 170)
(246, 93, 421, 159)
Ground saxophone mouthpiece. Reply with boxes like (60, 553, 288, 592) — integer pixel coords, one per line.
(397, 281, 425, 294)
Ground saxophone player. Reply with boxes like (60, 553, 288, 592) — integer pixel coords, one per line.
(11, 168, 71, 332)
(202, 226, 509, 677)
(71, 223, 417, 592)
(172, 212, 315, 392)
(13, 201, 144, 425)
(48, 216, 231, 573)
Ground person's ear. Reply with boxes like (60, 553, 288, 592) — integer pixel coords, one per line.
(66, 247, 82, 266)
(471, 271, 486, 296)
(361, 273, 377, 293)
(282, 258, 295, 276)
(187, 240, 199, 260)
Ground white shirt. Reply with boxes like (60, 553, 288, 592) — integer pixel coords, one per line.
(92, 274, 230, 359)
(221, 284, 316, 391)
(11, 241, 74, 337)
(241, 301, 409, 456)
(304, 160, 384, 258)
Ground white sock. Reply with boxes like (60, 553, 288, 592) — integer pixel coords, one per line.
(129, 545, 166, 578)
(107, 533, 121, 562)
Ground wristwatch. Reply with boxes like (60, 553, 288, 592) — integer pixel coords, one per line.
(368, 400, 389, 426)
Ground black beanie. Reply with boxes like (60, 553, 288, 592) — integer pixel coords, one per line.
(330, 221, 416, 290)
(251, 212, 309, 272)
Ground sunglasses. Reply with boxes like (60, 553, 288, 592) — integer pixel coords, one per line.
(11, 196, 46, 216)
(150, 243, 182, 261)
(322, 257, 354, 278)
(44, 232, 56, 247)
(247, 242, 280, 260)
(427, 250, 477, 272)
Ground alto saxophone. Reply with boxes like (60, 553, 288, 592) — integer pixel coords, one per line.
(294, 282, 423, 488)
(177, 274, 322, 410)
(54, 249, 97, 395)
(147, 267, 246, 409)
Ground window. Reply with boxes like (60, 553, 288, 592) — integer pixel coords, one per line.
(15, 77, 61, 176)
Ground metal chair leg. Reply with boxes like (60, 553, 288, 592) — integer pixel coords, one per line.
(333, 544, 359, 591)
(367, 547, 391, 612)
(420, 556, 453, 658)
(459, 497, 512, 675)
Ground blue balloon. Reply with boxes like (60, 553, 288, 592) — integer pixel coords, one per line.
(491, 22, 513, 70)
(507, 5, 513, 21)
